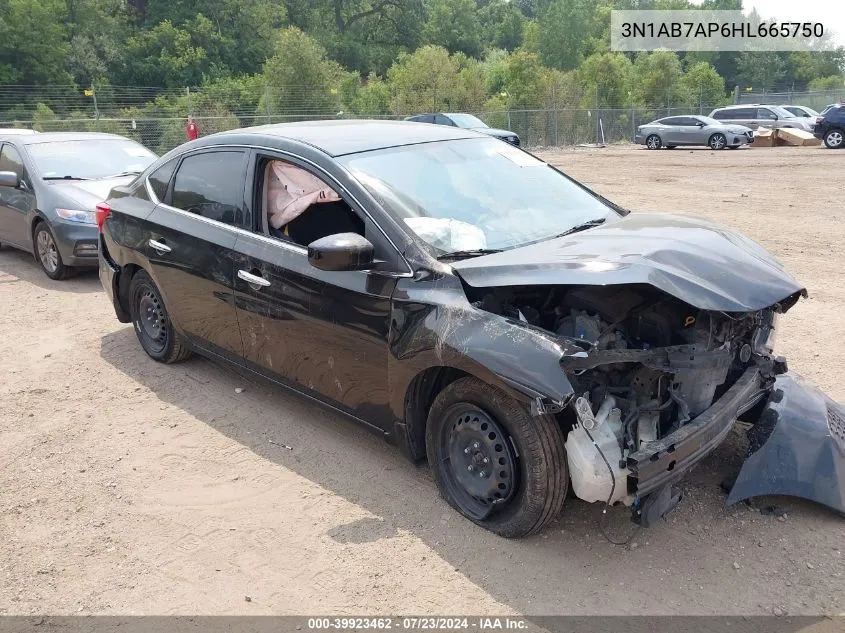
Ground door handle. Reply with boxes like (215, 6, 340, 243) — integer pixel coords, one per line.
(238, 269, 271, 288)
(148, 239, 171, 254)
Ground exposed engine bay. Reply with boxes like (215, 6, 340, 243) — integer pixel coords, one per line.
(468, 283, 791, 508)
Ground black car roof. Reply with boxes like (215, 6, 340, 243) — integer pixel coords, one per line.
(14, 132, 133, 146)
(207, 119, 484, 156)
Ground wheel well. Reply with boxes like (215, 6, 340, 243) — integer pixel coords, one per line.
(117, 263, 142, 315)
(30, 215, 46, 241)
(402, 366, 470, 462)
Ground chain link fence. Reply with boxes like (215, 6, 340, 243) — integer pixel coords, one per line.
(2, 84, 841, 153)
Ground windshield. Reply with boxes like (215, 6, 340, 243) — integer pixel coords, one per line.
(446, 113, 488, 128)
(340, 137, 615, 253)
(27, 139, 157, 180)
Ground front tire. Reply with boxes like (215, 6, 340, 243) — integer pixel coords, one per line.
(709, 133, 727, 150)
(824, 128, 843, 149)
(33, 222, 71, 280)
(425, 377, 568, 538)
(645, 134, 662, 150)
(129, 270, 192, 363)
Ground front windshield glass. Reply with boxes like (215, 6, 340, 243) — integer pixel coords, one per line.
(340, 137, 615, 253)
(446, 113, 488, 128)
(28, 139, 157, 179)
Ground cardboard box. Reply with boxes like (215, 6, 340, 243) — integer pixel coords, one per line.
(751, 126, 775, 147)
(776, 127, 821, 146)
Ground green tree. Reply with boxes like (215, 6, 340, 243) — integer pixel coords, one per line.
(422, 0, 483, 58)
(537, 0, 590, 71)
(577, 52, 632, 108)
(504, 49, 545, 107)
(119, 20, 207, 87)
(386, 45, 459, 113)
(0, 0, 72, 84)
(261, 27, 350, 115)
(808, 75, 845, 91)
(631, 50, 684, 107)
(736, 52, 786, 91)
(679, 61, 726, 109)
(478, 0, 525, 51)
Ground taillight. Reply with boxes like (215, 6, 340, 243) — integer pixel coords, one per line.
(95, 202, 111, 231)
(815, 116, 824, 124)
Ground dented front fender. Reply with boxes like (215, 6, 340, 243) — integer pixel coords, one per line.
(727, 372, 845, 516)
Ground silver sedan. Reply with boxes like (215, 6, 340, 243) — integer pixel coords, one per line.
(635, 115, 754, 150)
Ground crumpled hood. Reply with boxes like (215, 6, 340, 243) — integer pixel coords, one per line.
(452, 213, 806, 312)
(47, 176, 134, 210)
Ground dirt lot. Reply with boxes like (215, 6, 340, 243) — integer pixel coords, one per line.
(1, 145, 843, 617)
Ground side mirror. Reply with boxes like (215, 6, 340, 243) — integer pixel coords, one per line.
(0, 171, 20, 188)
(308, 232, 374, 272)
(696, 122, 705, 127)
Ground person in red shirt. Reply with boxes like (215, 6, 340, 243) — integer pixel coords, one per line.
(185, 116, 199, 141)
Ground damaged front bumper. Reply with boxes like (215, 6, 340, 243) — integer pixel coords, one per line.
(626, 362, 770, 498)
(726, 372, 845, 516)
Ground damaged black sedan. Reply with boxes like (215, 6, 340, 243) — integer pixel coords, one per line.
(98, 121, 845, 537)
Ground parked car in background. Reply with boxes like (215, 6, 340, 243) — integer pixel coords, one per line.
(709, 104, 815, 132)
(780, 105, 819, 119)
(636, 115, 753, 150)
(98, 120, 844, 537)
(813, 103, 845, 148)
(0, 132, 157, 279)
(0, 128, 38, 136)
(405, 112, 520, 146)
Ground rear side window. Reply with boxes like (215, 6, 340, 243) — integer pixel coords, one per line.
(171, 151, 247, 226)
(658, 117, 683, 125)
(147, 159, 177, 202)
(757, 108, 777, 120)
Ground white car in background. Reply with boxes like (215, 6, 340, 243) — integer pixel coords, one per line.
(780, 105, 819, 119)
(0, 128, 38, 136)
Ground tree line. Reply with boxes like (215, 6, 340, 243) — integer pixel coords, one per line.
(2, 0, 843, 142)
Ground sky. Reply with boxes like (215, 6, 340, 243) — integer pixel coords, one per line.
(695, 0, 845, 47)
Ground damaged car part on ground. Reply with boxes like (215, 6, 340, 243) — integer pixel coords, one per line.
(97, 120, 845, 538)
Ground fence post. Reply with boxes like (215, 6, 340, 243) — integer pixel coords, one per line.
(91, 85, 100, 131)
(595, 86, 600, 144)
(264, 84, 271, 123)
(631, 105, 635, 142)
(186, 86, 192, 117)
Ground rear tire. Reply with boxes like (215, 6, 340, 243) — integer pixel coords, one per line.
(129, 269, 192, 363)
(425, 377, 568, 538)
(708, 133, 727, 150)
(823, 128, 843, 149)
(645, 134, 662, 150)
(33, 222, 72, 280)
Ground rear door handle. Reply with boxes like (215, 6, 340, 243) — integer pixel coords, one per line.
(148, 239, 171, 254)
(238, 269, 271, 288)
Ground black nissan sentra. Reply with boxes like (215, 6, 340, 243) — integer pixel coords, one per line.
(97, 120, 844, 537)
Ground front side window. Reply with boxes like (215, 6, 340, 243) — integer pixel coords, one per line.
(341, 137, 615, 254)
(27, 139, 156, 180)
(171, 151, 246, 226)
(0, 144, 25, 182)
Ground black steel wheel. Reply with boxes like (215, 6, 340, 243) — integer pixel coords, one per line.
(129, 270, 191, 363)
(426, 377, 568, 538)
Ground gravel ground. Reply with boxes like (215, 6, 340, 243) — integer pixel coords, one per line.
(1, 144, 843, 617)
